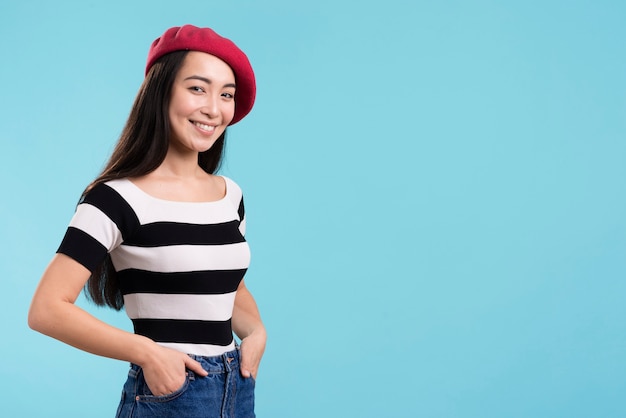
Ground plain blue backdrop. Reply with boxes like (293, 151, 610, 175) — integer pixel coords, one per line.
(2, 1, 625, 417)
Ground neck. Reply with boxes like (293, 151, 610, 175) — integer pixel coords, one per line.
(156, 148, 203, 179)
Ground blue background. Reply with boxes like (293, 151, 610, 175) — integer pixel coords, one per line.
(2, 1, 625, 417)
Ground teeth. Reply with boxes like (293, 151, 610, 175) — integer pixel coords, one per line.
(193, 122, 215, 131)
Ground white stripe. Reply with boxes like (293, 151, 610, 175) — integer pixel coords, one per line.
(239, 217, 246, 236)
(124, 292, 236, 321)
(106, 178, 242, 225)
(111, 242, 251, 272)
(69, 204, 122, 251)
(158, 341, 236, 357)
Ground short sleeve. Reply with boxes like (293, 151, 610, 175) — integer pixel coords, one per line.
(57, 183, 139, 272)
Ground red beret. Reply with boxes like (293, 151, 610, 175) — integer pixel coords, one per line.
(146, 25, 256, 125)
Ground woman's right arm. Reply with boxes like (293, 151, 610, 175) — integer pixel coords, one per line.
(28, 253, 207, 395)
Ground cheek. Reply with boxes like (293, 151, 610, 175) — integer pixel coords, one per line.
(223, 102, 236, 124)
(168, 99, 183, 122)
(169, 90, 195, 117)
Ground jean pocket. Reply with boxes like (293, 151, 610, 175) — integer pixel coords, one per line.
(136, 371, 192, 403)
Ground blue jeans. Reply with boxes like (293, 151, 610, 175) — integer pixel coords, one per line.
(115, 347, 255, 418)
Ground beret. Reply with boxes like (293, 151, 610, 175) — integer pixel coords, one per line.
(146, 25, 256, 125)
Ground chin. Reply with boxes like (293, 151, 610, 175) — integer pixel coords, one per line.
(198, 140, 219, 153)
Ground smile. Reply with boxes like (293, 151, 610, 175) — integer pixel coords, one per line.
(192, 121, 216, 133)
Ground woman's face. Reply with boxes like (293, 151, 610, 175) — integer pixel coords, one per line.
(168, 51, 236, 154)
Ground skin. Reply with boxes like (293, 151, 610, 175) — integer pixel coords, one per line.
(28, 51, 266, 396)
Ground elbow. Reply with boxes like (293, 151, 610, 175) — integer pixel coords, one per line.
(27, 304, 44, 332)
(27, 300, 53, 334)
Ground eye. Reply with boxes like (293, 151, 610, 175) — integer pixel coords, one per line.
(189, 86, 205, 93)
(221, 92, 235, 99)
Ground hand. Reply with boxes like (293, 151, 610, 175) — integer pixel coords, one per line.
(239, 329, 266, 380)
(140, 346, 208, 396)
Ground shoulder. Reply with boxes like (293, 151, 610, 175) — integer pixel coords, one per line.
(221, 176, 243, 200)
(79, 179, 139, 225)
(81, 179, 127, 206)
(81, 179, 140, 209)
(221, 176, 245, 219)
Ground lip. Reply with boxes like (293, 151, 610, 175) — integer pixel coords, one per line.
(190, 120, 218, 134)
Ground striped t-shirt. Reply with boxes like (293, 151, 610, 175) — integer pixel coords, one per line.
(57, 177, 250, 357)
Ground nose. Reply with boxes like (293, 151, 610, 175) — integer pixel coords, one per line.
(201, 95, 219, 119)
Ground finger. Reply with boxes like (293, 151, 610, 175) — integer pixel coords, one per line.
(238, 354, 252, 378)
(239, 356, 257, 378)
(184, 356, 208, 376)
(239, 346, 261, 378)
(239, 352, 252, 374)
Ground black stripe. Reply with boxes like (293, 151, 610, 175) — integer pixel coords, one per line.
(118, 269, 246, 295)
(57, 227, 108, 272)
(124, 220, 245, 247)
(81, 184, 140, 241)
(237, 197, 245, 223)
(133, 318, 233, 346)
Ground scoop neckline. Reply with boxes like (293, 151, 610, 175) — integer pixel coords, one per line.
(121, 176, 229, 204)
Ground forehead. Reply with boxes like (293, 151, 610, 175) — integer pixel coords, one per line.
(177, 51, 235, 81)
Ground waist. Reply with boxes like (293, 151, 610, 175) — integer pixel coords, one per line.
(187, 346, 241, 373)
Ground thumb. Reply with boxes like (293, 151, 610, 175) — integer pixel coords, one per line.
(239, 356, 254, 378)
(239, 354, 251, 377)
(238, 352, 250, 377)
(185, 356, 208, 377)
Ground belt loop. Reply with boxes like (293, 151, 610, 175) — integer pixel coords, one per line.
(223, 351, 234, 372)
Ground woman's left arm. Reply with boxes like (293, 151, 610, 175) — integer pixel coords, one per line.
(232, 279, 266, 379)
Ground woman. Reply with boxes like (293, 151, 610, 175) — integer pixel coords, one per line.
(28, 25, 265, 417)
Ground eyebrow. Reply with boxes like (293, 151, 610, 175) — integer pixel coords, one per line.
(184, 75, 236, 89)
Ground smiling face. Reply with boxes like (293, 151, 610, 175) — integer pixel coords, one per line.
(168, 51, 236, 154)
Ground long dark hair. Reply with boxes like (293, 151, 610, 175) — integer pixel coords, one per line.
(84, 50, 227, 310)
